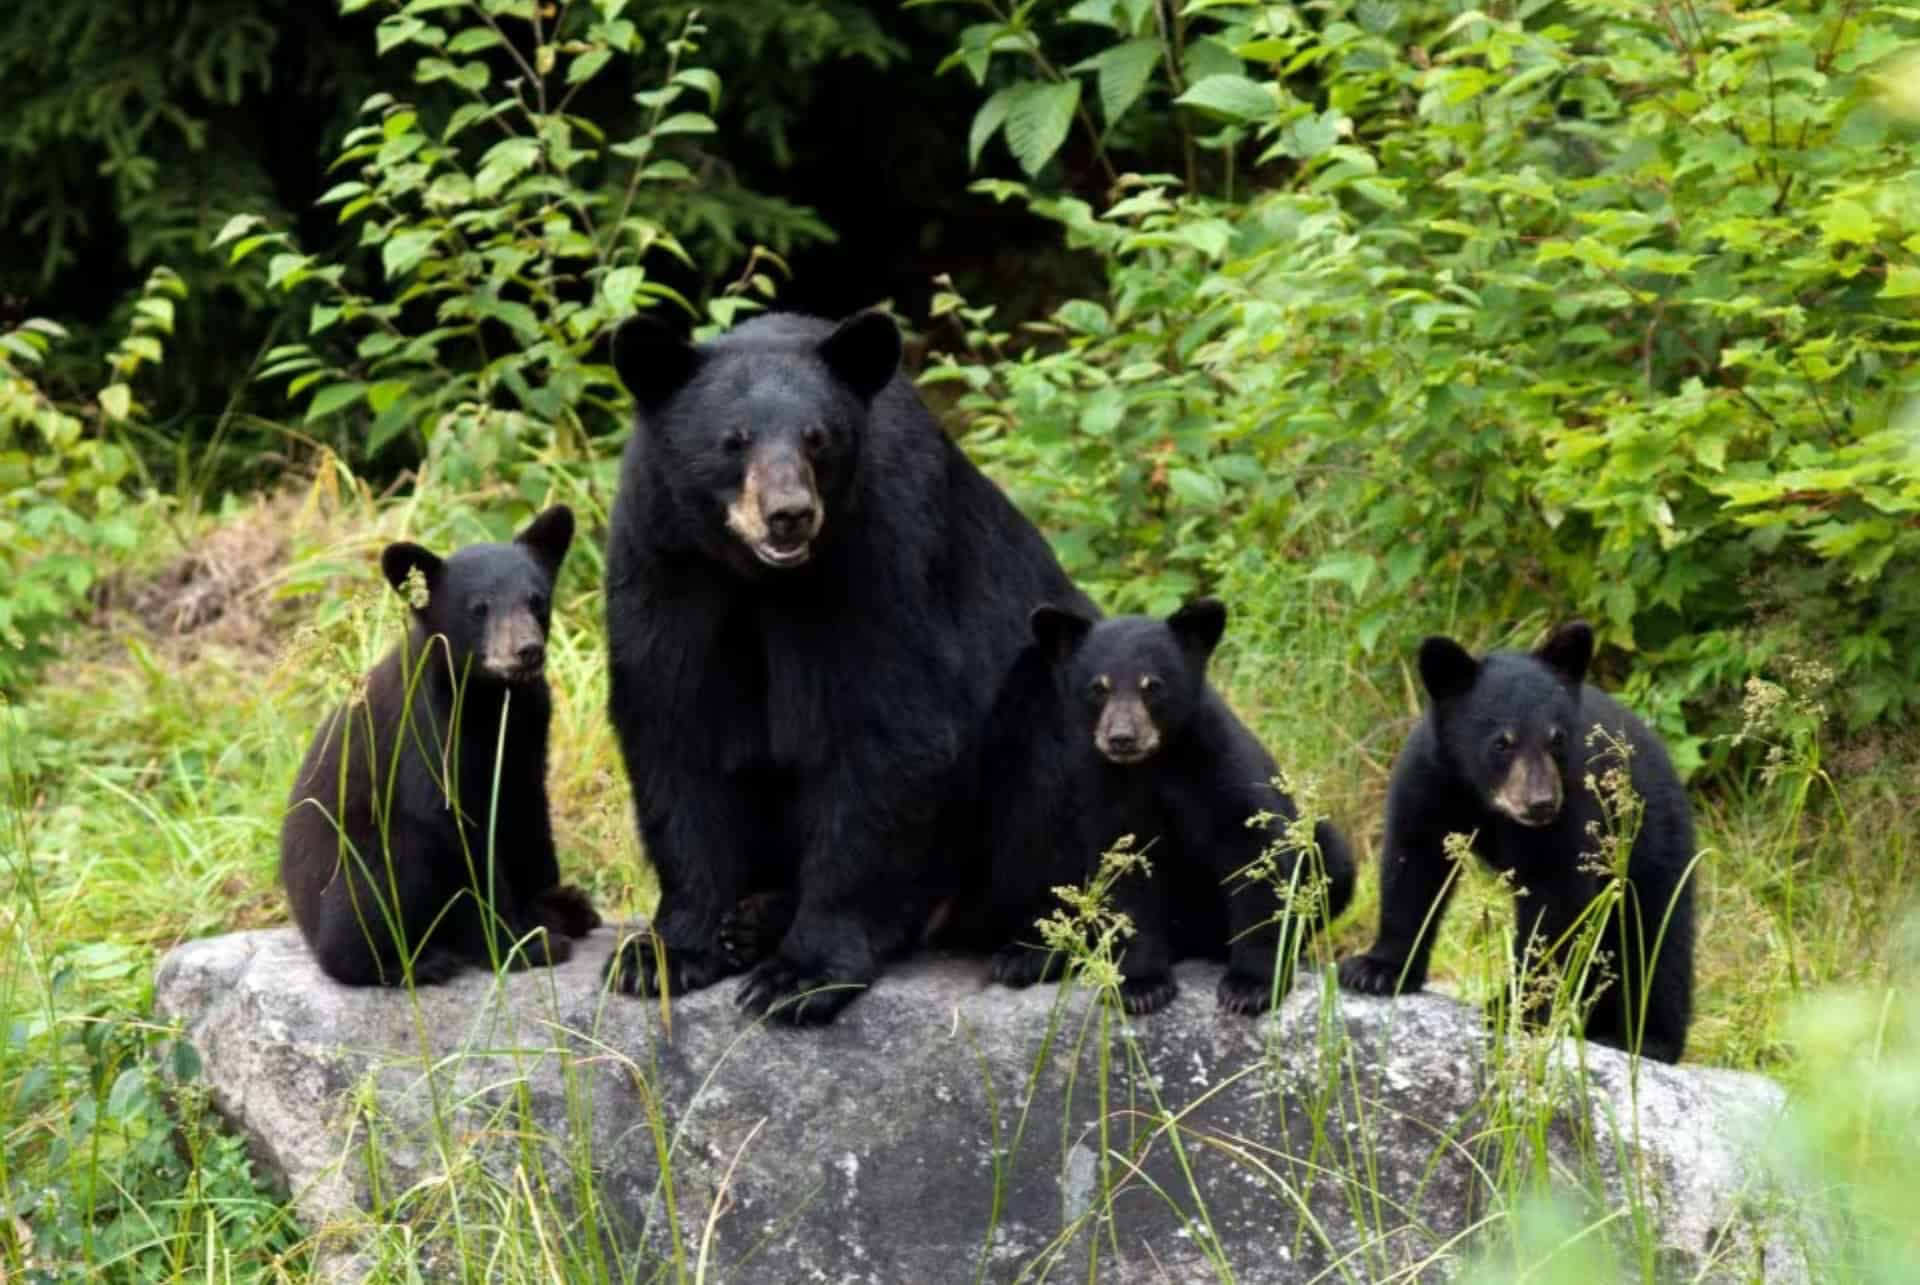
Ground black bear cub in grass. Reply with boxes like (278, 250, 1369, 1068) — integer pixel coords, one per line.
(280, 507, 599, 986)
(988, 599, 1355, 1016)
(1337, 622, 1696, 1063)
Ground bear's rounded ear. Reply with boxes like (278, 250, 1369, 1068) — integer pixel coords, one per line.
(1417, 635, 1479, 704)
(612, 313, 702, 415)
(515, 504, 575, 577)
(1535, 619, 1594, 688)
(1167, 598, 1227, 660)
(1029, 603, 1094, 664)
(381, 542, 443, 607)
(818, 309, 901, 403)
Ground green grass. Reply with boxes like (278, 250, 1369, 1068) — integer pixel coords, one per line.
(2, 476, 1916, 1280)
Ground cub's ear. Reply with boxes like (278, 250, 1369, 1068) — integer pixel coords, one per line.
(515, 505, 575, 578)
(1167, 598, 1227, 661)
(818, 309, 901, 402)
(381, 542, 444, 606)
(612, 313, 702, 415)
(1029, 603, 1095, 664)
(1417, 635, 1479, 704)
(1536, 619, 1594, 688)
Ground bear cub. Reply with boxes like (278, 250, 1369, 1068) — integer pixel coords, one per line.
(990, 599, 1355, 1016)
(281, 506, 599, 986)
(1337, 621, 1696, 1063)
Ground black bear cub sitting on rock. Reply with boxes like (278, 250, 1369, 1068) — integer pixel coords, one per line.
(987, 599, 1355, 1016)
(1337, 621, 1696, 1063)
(281, 507, 599, 986)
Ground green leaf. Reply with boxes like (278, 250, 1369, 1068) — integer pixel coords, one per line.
(98, 384, 131, 422)
(306, 382, 368, 423)
(673, 68, 721, 106)
(1005, 81, 1081, 178)
(1174, 73, 1273, 122)
(1819, 198, 1880, 248)
(447, 27, 504, 54)
(476, 137, 540, 197)
(653, 112, 716, 137)
(568, 48, 612, 86)
(1167, 467, 1226, 509)
(212, 213, 262, 247)
(1307, 551, 1377, 596)
(1079, 386, 1125, 436)
(969, 88, 1017, 170)
(1084, 38, 1160, 126)
(1881, 265, 1920, 299)
(381, 230, 436, 280)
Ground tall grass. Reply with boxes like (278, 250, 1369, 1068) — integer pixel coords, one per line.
(1, 475, 1915, 1279)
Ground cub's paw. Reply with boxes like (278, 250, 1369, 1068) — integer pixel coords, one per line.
(605, 931, 724, 997)
(535, 884, 603, 938)
(504, 927, 573, 970)
(735, 956, 866, 1026)
(401, 947, 465, 987)
(1217, 967, 1283, 1016)
(1117, 972, 1178, 1016)
(716, 892, 795, 972)
(988, 943, 1063, 989)
(1336, 953, 1417, 997)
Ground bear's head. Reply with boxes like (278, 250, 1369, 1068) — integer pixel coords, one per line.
(610, 310, 901, 573)
(1418, 620, 1594, 828)
(1030, 599, 1227, 766)
(380, 505, 574, 686)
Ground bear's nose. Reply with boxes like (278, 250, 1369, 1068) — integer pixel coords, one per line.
(1522, 798, 1558, 824)
(1105, 732, 1138, 755)
(516, 641, 546, 670)
(764, 501, 815, 545)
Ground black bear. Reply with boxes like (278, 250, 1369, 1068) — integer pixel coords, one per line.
(985, 599, 1356, 1016)
(1337, 621, 1696, 1063)
(280, 507, 599, 986)
(603, 309, 1091, 1024)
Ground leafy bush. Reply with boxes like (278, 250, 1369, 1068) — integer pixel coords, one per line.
(925, 0, 1920, 758)
(0, 269, 181, 690)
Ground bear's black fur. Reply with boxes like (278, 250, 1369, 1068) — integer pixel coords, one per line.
(985, 600, 1356, 1016)
(1337, 621, 1697, 1063)
(602, 309, 1091, 1024)
(280, 507, 599, 986)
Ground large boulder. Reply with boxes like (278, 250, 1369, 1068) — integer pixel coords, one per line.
(155, 927, 1805, 1282)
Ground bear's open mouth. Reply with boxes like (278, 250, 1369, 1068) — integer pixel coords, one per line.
(751, 539, 812, 568)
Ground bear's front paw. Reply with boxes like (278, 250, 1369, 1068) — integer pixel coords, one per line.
(1217, 967, 1284, 1016)
(535, 885, 602, 939)
(503, 928, 572, 970)
(605, 931, 724, 997)
(1116, 972, 1177, 1016)
(400, 946, 465, 987)
(1336, 953, 1418, 997)
(988, 943, 1063, 989)
(734, 956, 866, 1025)
(716, 892, 795, 972)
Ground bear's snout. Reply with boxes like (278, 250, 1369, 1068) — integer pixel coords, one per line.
(1094, 696, 1160, 765)
(1490, 752, 1563, 827)
(728, 443, 823, 568)
(482, 611, 549, 682)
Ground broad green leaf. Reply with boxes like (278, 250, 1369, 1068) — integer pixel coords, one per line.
(1819, 198, 1880, 248)
(568, 49, 612, 86)
(1005, 81, 1081, 177)
(1307, 552, 1377, 596)
(1083, 38, 1160, 126)
(673, 68, 721, 106)
(381, 230, 437, 280)
(1880, 265, 1920, 298)
(476, 137, 540, 197)
(969, 87, 1017, 170)
(1174, 73, 1273, 122)
(654, 112, 716, 137)
(212, 213, 262, 247)
(306, 382, 368, 423)
(98, 384, 131, 422)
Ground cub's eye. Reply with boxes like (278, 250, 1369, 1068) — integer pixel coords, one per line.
(1492, 731, 1514, 753)
(529, 594, 549, 617)
(722, 429, 750, 455)
(1088, 675, 1112, 698)
(1548, 728, 1567, 751)
(1139, 674, 1162, 695)
(469, 599, 490, 620)
(802, 424, 828, 454)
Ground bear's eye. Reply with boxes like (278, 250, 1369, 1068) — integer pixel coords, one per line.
(802, 424, 828, 455)
(1548, 727, 1566, 752)
(1089, 675, 1112, 698)
(1492, 731, 1514, 754)
(722, 429, 750, 455)
(529, 594, 549, 617)
(469, 599, 490, 620)
(1139, 674, 1162, 695)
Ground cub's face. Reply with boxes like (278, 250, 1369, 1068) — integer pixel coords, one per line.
(1418, 622, 1594, 829)
(612, 311, 902, 574)
(382, 506, 574, 685)
(1031, 600, 1227, 767)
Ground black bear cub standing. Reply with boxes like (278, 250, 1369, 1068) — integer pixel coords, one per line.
(1337, 622, 1696, 1063)
(988, 599, 1356, 1016)
(281, 506, 600, 986)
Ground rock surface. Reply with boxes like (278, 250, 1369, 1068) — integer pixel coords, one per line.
(155, 927, 1805, 1282)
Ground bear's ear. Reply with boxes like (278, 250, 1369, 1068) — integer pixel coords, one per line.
(1167, 598, 1227, 661)
(1417, 635, 1479, 704)
(818, 310, 901, 402)
(1535, 619, 1594, 688)
(1030, 603, 1094, 664)
(611, 313, 702, 415)
(515, 504, 575, 578)
(381, 542, 443, 607)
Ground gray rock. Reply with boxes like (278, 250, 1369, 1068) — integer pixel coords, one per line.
(154, 927, 1807, 1282)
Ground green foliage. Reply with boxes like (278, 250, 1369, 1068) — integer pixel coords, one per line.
(928, 1, 1920, 752)
(0, 269, 182, 690)
(226, 0, 782, 483)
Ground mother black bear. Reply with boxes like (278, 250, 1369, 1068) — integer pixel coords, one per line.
(604, 309, 1090, 1024)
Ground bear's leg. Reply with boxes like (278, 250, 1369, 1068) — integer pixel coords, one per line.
(1336, 818, 1462, 997)
(988, 941, 1069, 988)
(1110, 865, 1177, 1016)
(308, 830, 470, 987)
(1588, 863, 1694, 1064)
(606, 785, 756, 997)
(717, 891, 796, 972)
(735, 900, 879, 1025)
